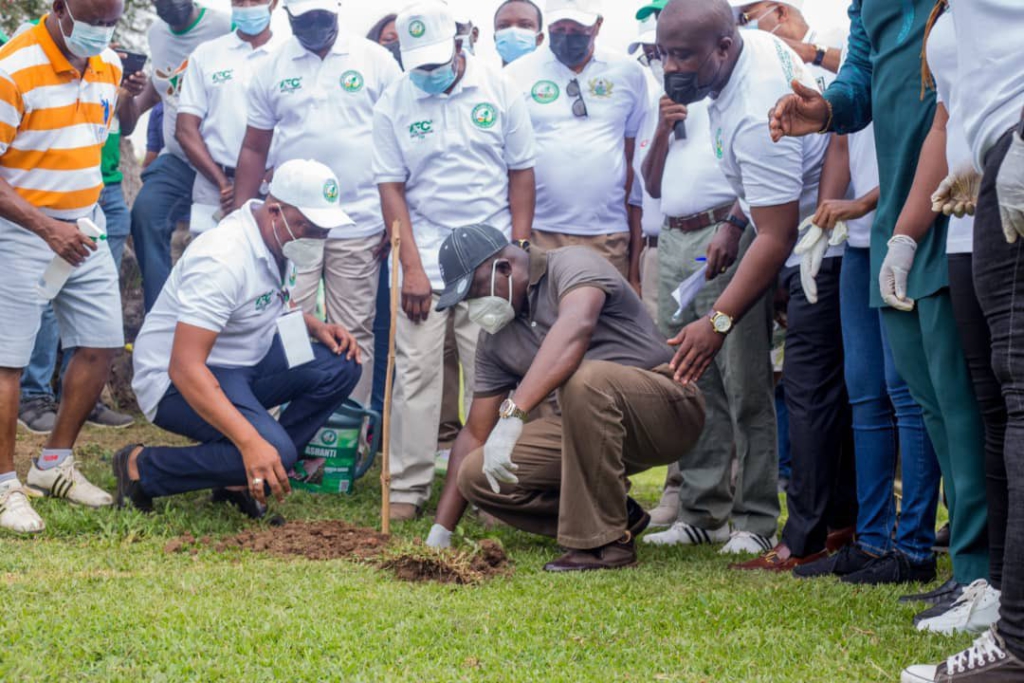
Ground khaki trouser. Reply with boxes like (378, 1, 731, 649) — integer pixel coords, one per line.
(458, 361, 705, 549)
(391, 294, 478, 507)
(292, 234, 381, 405)
(531, 230, 630, 278)
(640, 240, 659, 321)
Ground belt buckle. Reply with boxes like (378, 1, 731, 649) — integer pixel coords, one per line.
(705, 209, 717, 226)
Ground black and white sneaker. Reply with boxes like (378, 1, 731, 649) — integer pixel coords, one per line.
(642, 521, 730, 546)
(720, 530, 777, 555)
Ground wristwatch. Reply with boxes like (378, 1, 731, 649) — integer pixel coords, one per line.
(724, 214, 749, 231)
(515, 239, 531, 252)
(709, 311, 734, 336)
(499, 398, 529, 422)
(812, 44, 828, 67)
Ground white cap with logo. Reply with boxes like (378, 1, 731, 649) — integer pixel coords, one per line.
(269, 159, 354, 230)
(282, 0, 339, 16)
(397, 1, 457, 72)
(548, 0, 603, 27)
(727, 0, 803, 9)
(628, 12, 658, 54)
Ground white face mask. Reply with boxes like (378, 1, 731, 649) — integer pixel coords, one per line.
(273, 208, 325, 269)
(648, 58, 665, 89)
(468, 260, 515, 335)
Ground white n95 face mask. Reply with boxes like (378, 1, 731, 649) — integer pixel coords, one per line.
(274, 207, 325, 269)
(469, 260, 515, 335)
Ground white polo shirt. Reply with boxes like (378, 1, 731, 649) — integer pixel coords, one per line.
(505, 46, 649, 237)
(631, 85, 662, 238)
(928, 8, 972, 255)
(247, 32, 401, 239)
(949, 0, 1024, 169)
(657, 99, 735, 220)
(132, 200, 292, 420)
(372, 55, 536, 289)
(708, 31, 833, 268)
(179, 29, 284, 169)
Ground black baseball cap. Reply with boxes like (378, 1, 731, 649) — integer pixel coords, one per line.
(436, 224, 509, 312)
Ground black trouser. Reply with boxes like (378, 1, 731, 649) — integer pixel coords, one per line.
(780, 259, 857, 557)
(973, 127, 1024, 658)
(949, 253, 1009, 590)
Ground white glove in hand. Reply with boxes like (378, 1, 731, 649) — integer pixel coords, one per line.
(425, 523, 453, 549)
(997, 132, 1024, 244)
(794, 217, 848, 304)
(879, 234, 917, 311)
(482, 417, 522, 493)
(931, 164, 982, 218)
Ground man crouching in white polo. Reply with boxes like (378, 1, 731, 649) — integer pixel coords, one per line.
(114, 159, 362, 517)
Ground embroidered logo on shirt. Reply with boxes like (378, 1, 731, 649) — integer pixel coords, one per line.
(324, 179, 340, 203)
(588, 78, 614, 98)
(471, 103, 497, 129)
(409, 120, 434, 140)
(773, 40, 796, 84)
(255, 291, 274, 311)
(101, 98, 111, 126)
(212, 69, 234, 85)
(278, 77, 303, 94)
(714, 127, 724, 160)
(531, 80, 559, 104)
(340, 70, 364, 93)
(156, 59, 189, 99)
(409, 20, 426, 38)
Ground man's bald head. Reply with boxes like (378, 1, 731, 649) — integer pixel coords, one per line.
(656, 0, 741, 101)
(660, 0, 737, 48)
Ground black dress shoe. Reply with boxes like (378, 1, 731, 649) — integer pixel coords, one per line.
(793, 544, 876, 579)
(544, 535, 637, 572)
(112, 444, 153, 512)
(932, 523, 950, 553)
(899, 577, 963, 605)
(626, 497, 651, 538)
(211, 488, 268, 520)
(841, 551, 936, 586)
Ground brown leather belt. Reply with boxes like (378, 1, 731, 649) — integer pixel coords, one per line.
(644, 235, 658, 248)
(665, 203, 734, 233)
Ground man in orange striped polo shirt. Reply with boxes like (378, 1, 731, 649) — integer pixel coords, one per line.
(0, 1, 128, 533)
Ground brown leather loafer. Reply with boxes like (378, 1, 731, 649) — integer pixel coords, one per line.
(826, 526, 856, 553)
(544, 534, 638, 572)
(730, 543, 827, 572)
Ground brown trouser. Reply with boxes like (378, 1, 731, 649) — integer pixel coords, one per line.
(531, 230, 630, 278)
(458, 361, 705, 549)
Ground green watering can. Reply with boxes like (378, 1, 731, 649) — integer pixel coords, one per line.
(290, 400, 382, 495)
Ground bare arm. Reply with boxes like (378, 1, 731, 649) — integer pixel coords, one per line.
(508, 167, 535, 243)
(894, 104, 949, 242)
(233, 126, 274, 209)
(434, 393, 504, 530)
(379, 182, 433, 323)
(177, 112, 233, 214)
(0, 179, 95, 265)
(641, 97, 687, 199)
(817, 134, 850, 204)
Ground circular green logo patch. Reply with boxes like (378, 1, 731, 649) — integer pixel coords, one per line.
(323, 179, 339, 203)
(409, 20, 426, 38)
(472, 103, 497, 129)
(340, 70, 364, 93)
(321, 429, 338, 445)
(531, 80, 560, 104)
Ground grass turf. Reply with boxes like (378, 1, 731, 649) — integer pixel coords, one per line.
(1, 423, 969, 682)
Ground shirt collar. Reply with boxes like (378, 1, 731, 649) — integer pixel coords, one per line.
(34, 15, 108, 76)
(240, 199, 276, 267)
(228, 30, 279, 55)
(411, 53, 480, 101)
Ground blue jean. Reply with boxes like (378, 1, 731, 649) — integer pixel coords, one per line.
(776, 383, 791, 481)
(137, 339, 360, 498)
(371, 259, 391, 414)
(130, 154, 195, 311)
(840, 247, 940, 562)
(20, 183, 130, 400)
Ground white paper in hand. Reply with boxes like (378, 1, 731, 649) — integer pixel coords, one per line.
(671, 265, 709, 323)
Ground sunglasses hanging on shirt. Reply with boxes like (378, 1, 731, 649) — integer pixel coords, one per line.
(566, 78, 588, 118)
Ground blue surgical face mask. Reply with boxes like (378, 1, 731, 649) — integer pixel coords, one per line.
(741, 5, 781, 33)
(410, 57, 458, 95)
(60, 4, 115, 59)
(495, 27, 538, 64)
(232, 4, 271, 36)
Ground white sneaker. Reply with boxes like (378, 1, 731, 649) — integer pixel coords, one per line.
(720, 530, 777, 555)
(27, 457, 113, 508)
(901, 627, 1024, 681)
(0, 479, 45, 533)
(642, 521, 730, 546)
(917, 579, 1001, 635)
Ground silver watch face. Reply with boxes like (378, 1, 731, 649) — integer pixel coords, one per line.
(500, 399, 514, 417)
(712, 314, 732, 333)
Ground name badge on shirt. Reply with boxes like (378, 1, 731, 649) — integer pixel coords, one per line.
(276, 310, 315, 369)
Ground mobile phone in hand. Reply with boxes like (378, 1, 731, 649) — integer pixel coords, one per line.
(119, 51, 147, 84)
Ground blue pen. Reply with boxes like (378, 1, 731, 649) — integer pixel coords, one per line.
(695, 257, 707, 263)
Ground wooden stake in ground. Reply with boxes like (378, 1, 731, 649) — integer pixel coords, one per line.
(381, 224, 401, 535)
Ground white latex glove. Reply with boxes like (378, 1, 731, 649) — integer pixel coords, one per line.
(879, 234, 917, 311)
(794, 217, 848, 304)
(425, 523, 453, 549)
(997, 131, 1024, 244)
(931, 164, 981, 218)
(482, 417, 522, 493)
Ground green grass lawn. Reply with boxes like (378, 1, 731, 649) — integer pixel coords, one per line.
(1, 424, 969, 682)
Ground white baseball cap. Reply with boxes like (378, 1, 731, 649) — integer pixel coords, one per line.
(628, 13, 658, 54)
(269, 159, 354, 230)
(397, 1, 457, 71)
(283, 0, 339, 16)
(727, 0, 804, 10)
(548, 0, 603, 27)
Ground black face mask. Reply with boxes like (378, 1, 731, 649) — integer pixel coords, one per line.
(549, 32, 592, 68)
(155, 0, 194, 27)
(382, 41, 403, 70)
(289, 10, 339, 52)
(664, 50, 720, 105)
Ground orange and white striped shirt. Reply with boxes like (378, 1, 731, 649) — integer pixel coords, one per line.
(0, 18, 122, 220)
